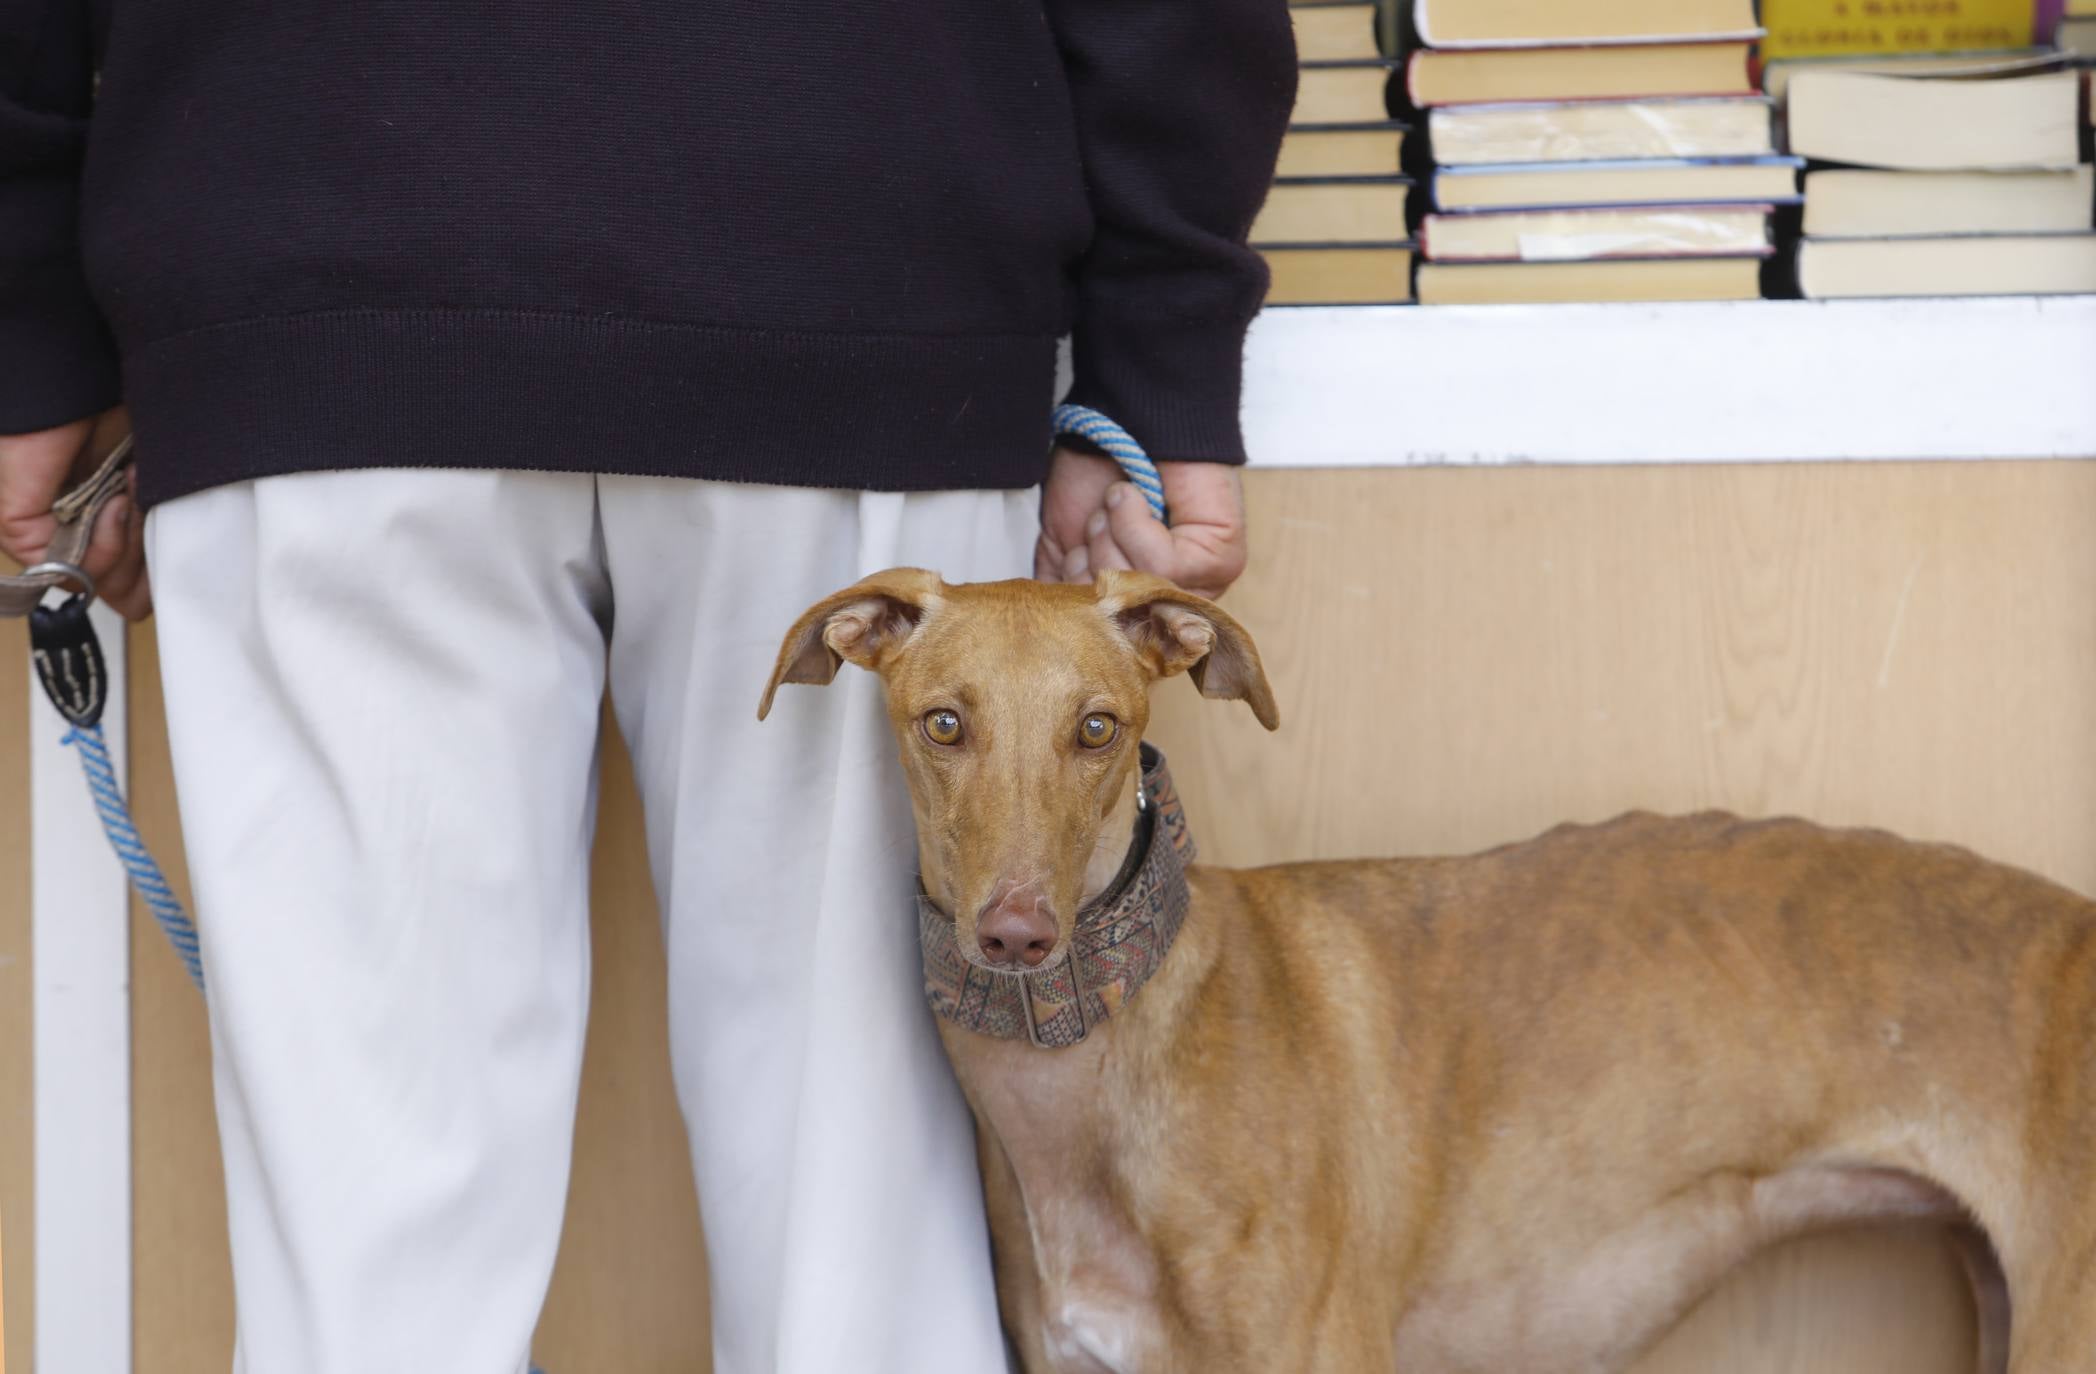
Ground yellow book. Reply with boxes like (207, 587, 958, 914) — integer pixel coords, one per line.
(1276, 125, 1409, 178)
(1252, 180, 1412, 244)
(1417, 257, 1762, 303)
(1293, 3, 1381, 62)
(1762, 0, 2041, 60)
(1295, 64, 1398, 123)
(1262, 246, 1416, 304)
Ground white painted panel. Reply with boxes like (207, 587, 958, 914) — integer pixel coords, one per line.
(31, 598, 133, 1372)
(1242, 296, 2096, 467)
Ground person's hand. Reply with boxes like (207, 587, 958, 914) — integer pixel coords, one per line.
(1036, 446, 1248, 601)
(0, 410, 151, 620)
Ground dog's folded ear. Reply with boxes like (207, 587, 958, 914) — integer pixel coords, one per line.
(1095, 570, 1279, 731)
(758, 567, 945, 720)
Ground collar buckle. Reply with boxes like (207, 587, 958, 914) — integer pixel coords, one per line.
(1020, 945, 1089, 1049)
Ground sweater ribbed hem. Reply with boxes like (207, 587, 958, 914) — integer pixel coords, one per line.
(123, 309, 1062, 508)
(1066, 303, 1259, 466)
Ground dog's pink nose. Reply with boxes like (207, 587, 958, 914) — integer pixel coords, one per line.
(977, 886, 1057, 968)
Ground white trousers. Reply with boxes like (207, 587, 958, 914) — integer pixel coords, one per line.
(146, 470, 1032, 1373)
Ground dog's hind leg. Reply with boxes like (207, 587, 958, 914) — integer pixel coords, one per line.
(1399, 1165, 1950, 1374)
(2000, 1210, 2096, 1374)
(2004, 1273, 2096, 1373)
(1998, 1202, 2096, 1374)
(2004, 934, 2096, 1373)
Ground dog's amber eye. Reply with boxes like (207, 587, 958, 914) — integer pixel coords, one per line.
(923, 709, 963, 746)
(1078, 713, 1118, 749)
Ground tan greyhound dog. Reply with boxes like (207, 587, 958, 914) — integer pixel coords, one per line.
(759, 567, 2095, 1374)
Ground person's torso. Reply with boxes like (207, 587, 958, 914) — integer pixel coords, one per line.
(80, 0, 1096, 347)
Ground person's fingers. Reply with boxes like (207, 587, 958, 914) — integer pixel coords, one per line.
(98, 546, 144, 618)
(1085, 507, 1135, 577)
(80, 492, 133, 583)
(1045, 452, 1253, 596)
(1036, 528, 1068, 583)
(1038, 447, 1120, 569)
(1101, 483, 1177, 577)
(1169, 544, 1244, 601)
(98, 499, 153, 620)
(1152, 463, 1248, 600)
(0, 420, 92, 565)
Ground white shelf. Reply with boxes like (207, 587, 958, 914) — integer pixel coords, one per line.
(1240, 295, 2096, 467)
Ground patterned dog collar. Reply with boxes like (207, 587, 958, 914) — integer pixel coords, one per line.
(920, 743, 1195, 1048)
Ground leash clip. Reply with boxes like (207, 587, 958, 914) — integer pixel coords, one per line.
(1019, 945, 1089, 1050)
(29, 591, 111, 728)
(21, 559, 96, 606)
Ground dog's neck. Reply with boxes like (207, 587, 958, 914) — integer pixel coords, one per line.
(919, 743, 1196, 1049)
(1082, 769, 1146, 907)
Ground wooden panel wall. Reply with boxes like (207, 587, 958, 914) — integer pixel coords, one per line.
(7, 458, 2094, 1371)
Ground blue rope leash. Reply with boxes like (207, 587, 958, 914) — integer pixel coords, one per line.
(1052, 403, 1167, 523)
(60, 722, 206, 991)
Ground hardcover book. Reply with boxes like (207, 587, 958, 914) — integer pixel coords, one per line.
(1785, 66, 2083, 169)
(1416, 256, 1764, 301)
(1428, 98, 1775, 164)
(1261, 245, 1419, 303)
(1802, 165, 2094, 235)
(1761, 0, 2065, 60)
(1252, 178, 1416, 243)
(1433, 157, 1802, 210)
(1419, 203, 1775, 260)
(1412, 0, 1760, 46)
(1797, 232, 2096, 295)
(1761, 47, 2061, 100)
(1296, 2, 1383, 62)
(1406, 40, 1757, 106)
(1277, 123, 1411, 178)
(1297, 63, 1402, 123)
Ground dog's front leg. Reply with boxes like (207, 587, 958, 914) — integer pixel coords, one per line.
(980, 1130, 1057, 1372)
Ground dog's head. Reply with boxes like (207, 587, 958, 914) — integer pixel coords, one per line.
(760, 569, 1277, 970)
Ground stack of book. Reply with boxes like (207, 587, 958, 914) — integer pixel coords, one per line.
(1778, 51, 2096, 297)
(1253, 2, 1417, 305)
(1402, 0, 1793, 304)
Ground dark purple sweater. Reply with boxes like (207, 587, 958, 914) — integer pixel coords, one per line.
(1, 0, 1294, 506)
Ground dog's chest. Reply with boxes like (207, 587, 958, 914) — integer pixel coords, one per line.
(963, 1044, 1170, 1373)
(1024, 1189, 1164, 1374)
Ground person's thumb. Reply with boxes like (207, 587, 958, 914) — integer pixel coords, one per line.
(1103, 482, 1177, 579)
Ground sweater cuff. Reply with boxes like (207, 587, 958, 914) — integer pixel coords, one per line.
(0, 261, 120, 433)
(1064, 306, 1257, 465)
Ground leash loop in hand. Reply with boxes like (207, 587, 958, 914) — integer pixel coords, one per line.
(1052, 404, 1167, 524)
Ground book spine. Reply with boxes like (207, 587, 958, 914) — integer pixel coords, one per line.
(1405, 45, 1758, 108)
(1762, 0, 2064, 58)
